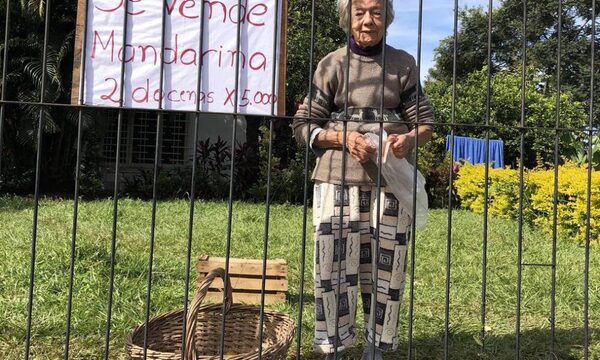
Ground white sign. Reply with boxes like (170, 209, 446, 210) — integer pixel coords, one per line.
(83, 0, 282, 114)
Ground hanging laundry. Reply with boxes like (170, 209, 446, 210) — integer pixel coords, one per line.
(445, 135, 504, 169)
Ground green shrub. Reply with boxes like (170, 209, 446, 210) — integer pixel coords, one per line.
(248, 125, 314, 204)
(416, 133, 460, 209)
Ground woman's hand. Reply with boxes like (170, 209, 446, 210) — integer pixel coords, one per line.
(347, 131, 376, 163)
(314, 130, 376, 163)
(387, 133, 415, 159)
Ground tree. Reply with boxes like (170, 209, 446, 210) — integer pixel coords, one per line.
(424, 0, 598, 172)
(425, 66, 588, 168)
(257, 0, 344, 179)
(428, 1, 599, 122)
(0, 0, 87, 191)
(285, 0, 346, 115)
(0, 0, 100, 193)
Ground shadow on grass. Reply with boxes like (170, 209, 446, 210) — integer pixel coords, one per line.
(298, 327, 599, 360)
(0, 196, 34, 212)
(287, 292, 315, 305)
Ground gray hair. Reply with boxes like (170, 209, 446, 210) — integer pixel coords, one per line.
(337, 0, 395, 33)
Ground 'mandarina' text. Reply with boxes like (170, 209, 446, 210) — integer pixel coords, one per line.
(91, 31, 267, 71)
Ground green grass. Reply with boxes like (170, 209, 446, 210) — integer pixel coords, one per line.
(0, 196, 598, 359)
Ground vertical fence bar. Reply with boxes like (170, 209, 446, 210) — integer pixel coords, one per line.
(583, 1, 595, 358)
(104, 0, 131, 356)
(142, 116, 163, 360)
(219, 0, 244, 357)
(369, 1, 390, 358)
(180, 1, 207, 358)
(24, 0, 52, 357)
(141, 0, 169, 357)
(256, 1, 281, 358)
(335, 103, 348, 360)
(332, 2, 352, 359)
(64, 96, 84, 360)
(64, 0, 92, 357)
(334, 89, 347, 353)
(295, 0, 317, 358)
(550, 1, 563, 355)
(515, 1, 527, 358)
(0, 0, 10, 175)
(480, 0, 494, 353)
(104, 116, 124, 358)
(257, 117, 275, 359)
(407, 0, 424, 358)
(180, 105, 199, 359)
(219, 108, 238, 359)
(444, 0, 460, 358)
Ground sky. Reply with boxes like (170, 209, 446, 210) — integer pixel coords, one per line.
(387, 0, 494, 81)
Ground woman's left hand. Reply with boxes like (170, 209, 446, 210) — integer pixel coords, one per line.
(387, 134, 415, 159)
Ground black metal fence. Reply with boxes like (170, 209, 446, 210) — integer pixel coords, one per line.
(0, 0, 598, 359)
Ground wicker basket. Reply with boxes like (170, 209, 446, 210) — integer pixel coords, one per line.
(126, 268, 295, 359)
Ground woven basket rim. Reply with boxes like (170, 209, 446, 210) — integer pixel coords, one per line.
(126, 302, 295, 359)
(126, 268, 295, 359)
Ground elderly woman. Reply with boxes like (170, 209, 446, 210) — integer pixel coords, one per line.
(292, 0, 434, 359)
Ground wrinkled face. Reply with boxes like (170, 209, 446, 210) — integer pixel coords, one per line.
(351, 0, 384, 47)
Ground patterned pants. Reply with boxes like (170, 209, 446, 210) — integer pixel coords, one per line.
(312, 182, 411, 354)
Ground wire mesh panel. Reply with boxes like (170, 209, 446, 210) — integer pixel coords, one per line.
(102, 110, 128, 164)
(0, 1, 598, 360)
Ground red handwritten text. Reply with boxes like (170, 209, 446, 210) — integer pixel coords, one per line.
(94, 0, 269, 26)
(131, 78, 215, 104)
(94, 0, 145, 16)
(100, 77, 120, 103)
(92, 31, 267, 71)
(204, 0, 268, 26)
(224, 87, 277, 107)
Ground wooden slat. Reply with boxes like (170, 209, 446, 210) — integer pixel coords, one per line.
(201, 291, 286, 306)
(70, 0, 86, 104)
(197, 256, 288, 305)
(197, 256, 287, 278)
(277, 0, 287, 116)
(197, 275, 288, 292)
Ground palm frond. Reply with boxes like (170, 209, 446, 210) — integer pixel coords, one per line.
(19, 55, 63, 98)
(20, 0, 46, 18)
(5, 72, 24, 83)
(3, 35, 43, 61)
(17, 91, 59, 133)
(57, 31, 75, 64)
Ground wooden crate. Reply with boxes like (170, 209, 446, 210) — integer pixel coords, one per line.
(196, 255, 288, 305)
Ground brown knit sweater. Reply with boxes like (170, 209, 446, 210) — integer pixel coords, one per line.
(292, 45, 435, 185)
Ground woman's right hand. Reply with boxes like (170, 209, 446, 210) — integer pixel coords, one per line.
(346, 131, 376, 163)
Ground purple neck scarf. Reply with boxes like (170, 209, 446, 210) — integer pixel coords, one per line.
(349, 36, 383, 56)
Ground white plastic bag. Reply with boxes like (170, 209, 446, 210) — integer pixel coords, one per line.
(364, 132, 429, 228)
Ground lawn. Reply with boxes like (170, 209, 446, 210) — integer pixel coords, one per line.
(0, 196, 598, 359)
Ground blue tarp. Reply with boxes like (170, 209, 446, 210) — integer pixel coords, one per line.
(446, 135, 504, 169)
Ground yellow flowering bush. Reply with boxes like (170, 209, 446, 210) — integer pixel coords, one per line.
(455, 162, 600, 245)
